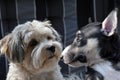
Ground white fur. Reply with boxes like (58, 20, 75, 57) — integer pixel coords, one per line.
(93, 61, 120, 80)
(0, 20, 82, 80)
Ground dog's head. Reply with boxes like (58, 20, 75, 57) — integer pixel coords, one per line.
(0, 20, 62, 73)
(62, 9, 119, 67)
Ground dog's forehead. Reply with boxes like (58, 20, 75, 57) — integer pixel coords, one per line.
(81, 22, 101, 38)
(12, 21, 57, 43)
(13, 21, 53, 33)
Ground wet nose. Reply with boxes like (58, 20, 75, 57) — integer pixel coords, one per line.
(47, 45, 55, 53)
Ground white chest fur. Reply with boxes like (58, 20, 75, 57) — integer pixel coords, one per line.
(93, 61, 120, 80)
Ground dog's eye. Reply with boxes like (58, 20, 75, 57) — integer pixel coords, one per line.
(77, 34, 83, 42)
(79, 38, 87, 47)
(29, 39, 38, 47)
(47, 36, 52, 40)
(76, 31, 84, 41)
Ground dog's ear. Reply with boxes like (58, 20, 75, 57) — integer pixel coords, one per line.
(101, 8, 118, 36)
(0, 34, 11, 55)
(0, 33, 25, 63)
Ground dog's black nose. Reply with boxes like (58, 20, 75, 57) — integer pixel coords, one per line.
(47, 46, 55, 53)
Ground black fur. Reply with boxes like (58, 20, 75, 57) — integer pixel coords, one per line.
(99, 33, 120, 63)
(78, 22, 120, 65)
(86, 67, 104, 80)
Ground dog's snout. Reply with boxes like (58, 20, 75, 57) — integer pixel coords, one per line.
(47, 45, 55, 53)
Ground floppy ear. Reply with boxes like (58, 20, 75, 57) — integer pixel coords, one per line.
(0, 34, 11, 55)
(0, 33, 25, 63)
(101, 8, 118, 36)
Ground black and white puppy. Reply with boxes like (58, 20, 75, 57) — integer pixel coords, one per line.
(62, 9, 120, 80)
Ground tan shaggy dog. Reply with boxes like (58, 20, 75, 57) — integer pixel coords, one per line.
(0, 20, 81, 80)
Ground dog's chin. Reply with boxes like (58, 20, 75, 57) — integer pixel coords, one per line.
(42, 52, 60, 67)
(29, 54, 60, 74)
(41, 57, 60, 72)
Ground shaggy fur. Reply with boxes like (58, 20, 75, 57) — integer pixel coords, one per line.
(0, 20, 62, 80)
(0, 20, 80, 80)
(62, 9, 120, 80)
(0, 20, 81, 80)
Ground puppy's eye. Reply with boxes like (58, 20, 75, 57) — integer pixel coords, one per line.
(29, 39, 38, 47)
(77, 34, 83, 42)
(76, 31, 84, 42)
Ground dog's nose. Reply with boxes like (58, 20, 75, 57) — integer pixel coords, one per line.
(47, 46, 55, 53)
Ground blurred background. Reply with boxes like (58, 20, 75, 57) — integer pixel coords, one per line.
(0, 0, 120, 80)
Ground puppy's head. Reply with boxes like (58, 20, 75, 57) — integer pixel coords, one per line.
(62, 9, 118, 67)
(0, 20, 62, 73)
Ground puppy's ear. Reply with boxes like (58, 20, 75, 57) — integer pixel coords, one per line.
(101, 8, 118, 36)
(0, 33, 25, 63)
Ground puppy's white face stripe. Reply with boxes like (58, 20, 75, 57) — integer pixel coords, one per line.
(80, 38, 102, 65)
(81, 38, 99, 51)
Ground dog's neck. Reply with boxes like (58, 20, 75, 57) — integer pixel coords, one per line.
(7, 63, 64, 80)
(30, 65, 65, 80)
(92, 61, 112, 71)
(91, 61, 120, 80)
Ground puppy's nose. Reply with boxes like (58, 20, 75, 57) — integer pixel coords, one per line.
(47, 46, 55, 53)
